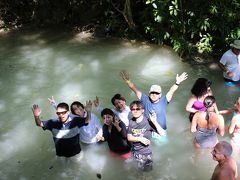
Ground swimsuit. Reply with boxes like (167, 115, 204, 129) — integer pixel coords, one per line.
(195, 127, 218, 148)
(189, 99, 206, 122)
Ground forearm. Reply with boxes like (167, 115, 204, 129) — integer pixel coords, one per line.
(34, 116, 43, 127)
(219, 63, 229, 73)
(85, 111, 92, 123)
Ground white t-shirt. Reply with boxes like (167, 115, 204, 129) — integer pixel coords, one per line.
(220, 49, 240, 81)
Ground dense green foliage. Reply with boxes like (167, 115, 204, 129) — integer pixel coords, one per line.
(0, 0, 239, 58)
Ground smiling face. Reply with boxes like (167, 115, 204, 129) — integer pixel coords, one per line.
(56, 107, 70, 123)
(102, 114, 114, 125)
(149, 92, 162, 103)
(113, 99, 126, 112)
(72, 105, 85, 117)
(130, 104, 144, 119)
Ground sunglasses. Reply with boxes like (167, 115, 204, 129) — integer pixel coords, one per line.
(150, 92, 161, 95)
(131, 108, 142, 111)
(56, 111, 68, 115)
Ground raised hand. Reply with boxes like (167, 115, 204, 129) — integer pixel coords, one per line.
(32, 104, 41, 117)
(176, 72, 188, 84)
(85, 100, 93, 112)
(93, 96, 100, 107)
(120, 70, 130, 81)
(48, 96, 56, 105)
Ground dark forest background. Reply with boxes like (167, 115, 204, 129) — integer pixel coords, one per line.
(0, 0, 239, 60)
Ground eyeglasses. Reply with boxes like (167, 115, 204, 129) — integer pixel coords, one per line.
(56, 111, 68, 115)
(150, 92, 161, 95)
(131, 108, 141, 111)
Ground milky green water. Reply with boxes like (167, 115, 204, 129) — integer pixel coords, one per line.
(0, 28, 239, 180)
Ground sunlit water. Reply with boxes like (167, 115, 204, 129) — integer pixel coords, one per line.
(0, 28, 240, 180)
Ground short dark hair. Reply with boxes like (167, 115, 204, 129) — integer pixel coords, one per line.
(130, 100, 144, 109)
(101, 108, 115, 117)
(70, 101, 84, 115)
(111, 94, 126, 106)
(57, 102, 69, 111)
(218, 141, 232, 156)
(191, 78, 212, 97)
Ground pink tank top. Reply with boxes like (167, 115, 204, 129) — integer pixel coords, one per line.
(192, 99, 206, 111)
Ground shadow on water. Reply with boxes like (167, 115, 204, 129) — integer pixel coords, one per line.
(0, 28, 240, 179)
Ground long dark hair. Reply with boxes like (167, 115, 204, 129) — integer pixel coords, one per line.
(204, 96, 216, 121)
(191, 78, 212, 97)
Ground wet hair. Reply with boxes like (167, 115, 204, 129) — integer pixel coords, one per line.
(130, 100, 144, 110)
(70, 101, 84, 115)
(101, 108, 115, 118)
(111, 94, 126, 106)
(204, 96, 216, 121)
(57, 102, 69, 111)
(191, 78, 212, 97)
(218, 141, 232, 156)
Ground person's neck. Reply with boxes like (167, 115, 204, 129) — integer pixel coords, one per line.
(135, 115, 144, 123)
(218, 157, 228, 167)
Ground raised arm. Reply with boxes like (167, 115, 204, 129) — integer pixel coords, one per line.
(84, 100, 93, 123)
(166, 72, 188, 102)
(48, 96, 57, 109)
(120, 70, 142, 99)
(93, 96, 104, 112)
(31, 104, 43, 127)
(149, 112, 165, 136)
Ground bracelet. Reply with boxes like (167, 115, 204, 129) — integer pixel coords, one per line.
(175, 82, 180, 86)
(125, 80, 131, 83)
(34, 116, 40, 118)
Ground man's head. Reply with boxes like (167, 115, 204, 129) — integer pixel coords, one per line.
(149, 84, 162, 103)
(56, 102, 70, 123)
(130, 100, 144, 119)
(111, 93, 126, 112)
(230, 40, 240, 55)
(211, 141, 232, 162)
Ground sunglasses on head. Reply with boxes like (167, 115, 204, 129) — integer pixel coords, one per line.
(131, 108, 142, 111)
(56, 111, 68, 115)
(150, 92, 160, 95)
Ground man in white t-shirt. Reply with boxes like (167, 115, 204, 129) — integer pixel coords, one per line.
(219, 40, 240, 82)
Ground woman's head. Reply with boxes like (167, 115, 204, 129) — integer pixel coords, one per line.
(111, 94, 126, 111)
(191, 78, 212, 97)
(101, 108, 115, 125)
(70, 101, 85, 117)
(204, 96, 216, 109)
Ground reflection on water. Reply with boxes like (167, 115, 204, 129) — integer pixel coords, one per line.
(0, 29, 240, 179)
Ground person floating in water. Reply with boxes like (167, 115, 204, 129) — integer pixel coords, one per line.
(31, 101, 92, 161)
(219, 39, 240, 85)
(120, 70, 188, 131)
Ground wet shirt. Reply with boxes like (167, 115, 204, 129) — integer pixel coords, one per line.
(102, 121, 131, 154)
(128, 117, 154, 156)
(42, 116, 88, 157)
(141, 93, 168, 129)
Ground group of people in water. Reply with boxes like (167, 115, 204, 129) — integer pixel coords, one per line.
(31, 40, 240, 179)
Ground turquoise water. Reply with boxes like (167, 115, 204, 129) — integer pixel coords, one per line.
(0, 28, 239, 180)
